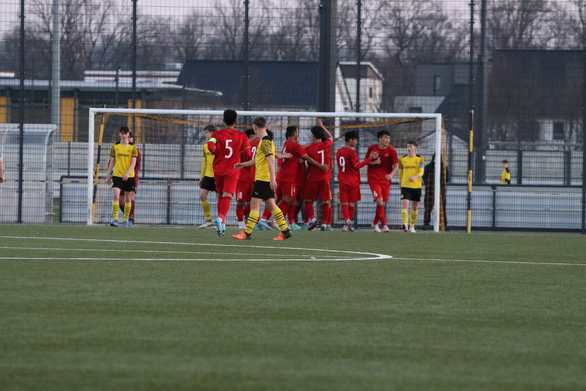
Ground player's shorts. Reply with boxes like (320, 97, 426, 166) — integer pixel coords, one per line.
(401, 187, 422, 202)
(112, 176, 136, 192)
(252, 180, 275, 201)
(368, 180, 390, 202)
(278, 181, 296, 199)
(215, 174, 239, 196)
(236, 180, 253, 202)
(339, 182, 361, 203)
(304, 179, 332, 201)
(200, 176, 216, 192)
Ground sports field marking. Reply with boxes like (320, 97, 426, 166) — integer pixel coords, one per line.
(0, 236, 391, 262)
(392, 257, 585, 267)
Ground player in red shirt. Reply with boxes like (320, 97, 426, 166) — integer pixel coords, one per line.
(207, 109, 252, 236)
(366, 129, 399, 232)
(336, 130, 378, 231)
(277, 125, 327, 229)
(236, 129, 259, 229)
(303, 119, 334, 231)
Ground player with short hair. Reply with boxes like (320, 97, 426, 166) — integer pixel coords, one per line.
(366, 129, 399, 232)
(105, 126, 138, 227)
(233, 117, 292, 241)
(399, 140, 424, 233)
(207, 109, 252, 236)
(236, 128, 259, 229)
(118, 132, 141, 226)
(277, 125, 327, 230)
(198, 125, 217, 228)
(303, 119, 334, 231)
(336, 130, 378, 231)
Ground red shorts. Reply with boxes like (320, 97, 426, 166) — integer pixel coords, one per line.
(304, 179, 332, 201)
(278, 181, 297, 199)
(215, 174, 239, 196)
(236, 180, 253, 202)
(368, 180, 390, 202)
(339, 182, 361, 203)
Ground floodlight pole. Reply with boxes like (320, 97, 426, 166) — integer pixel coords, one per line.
(51, 0, 60, 137)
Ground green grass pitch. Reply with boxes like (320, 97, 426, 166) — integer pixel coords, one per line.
(0, 224, 585, 390)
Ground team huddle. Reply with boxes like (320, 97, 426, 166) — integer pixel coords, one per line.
(199, 109, 425, 240)
(105, 109, 425, 239)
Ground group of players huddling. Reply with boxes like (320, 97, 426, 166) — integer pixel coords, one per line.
(199, 109, 425, 241)
(105, 109, 424, 239)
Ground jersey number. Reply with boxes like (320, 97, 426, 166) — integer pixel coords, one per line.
(318, 150, 325, 165)
(225, 139, 233, 158)
(339, 156, 346, 172)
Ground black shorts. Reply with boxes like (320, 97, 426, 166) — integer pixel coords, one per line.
(252, 180, 275, 201)
(200, 176, 216, 192)
(401, 187, 421, 202)
(112, 176, 136, 192)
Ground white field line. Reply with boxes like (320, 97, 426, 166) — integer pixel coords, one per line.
(0, 236, 390, 262)
(0, 246, 342, 258)
(392, 257, 585, 267)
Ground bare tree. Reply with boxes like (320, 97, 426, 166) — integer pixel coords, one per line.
(173, 9, 210, 61)
(337, 0, 381, 61)
(486, 0, 551, 49)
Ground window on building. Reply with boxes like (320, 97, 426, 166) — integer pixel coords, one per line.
(553, 122, 564, 140)
(433, 75, 441, 95)
(369, 87, 373, 98)
(409, 107, 422, 113)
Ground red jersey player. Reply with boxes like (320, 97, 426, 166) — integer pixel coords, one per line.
(207, 109, 252, 236)
(277, 125, 327, 229)
(336, 130, 378, 231)
(236, 128, 259, 229)
(366, 129, 399, 232)
(303, 119, 334, 231)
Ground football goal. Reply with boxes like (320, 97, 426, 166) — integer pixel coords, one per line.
(87, 108, 444, 231)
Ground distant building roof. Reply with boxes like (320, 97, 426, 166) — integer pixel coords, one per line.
(177, 60, 318, 109)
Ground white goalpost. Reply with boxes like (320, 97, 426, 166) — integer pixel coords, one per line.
(87, 108, 443, 232)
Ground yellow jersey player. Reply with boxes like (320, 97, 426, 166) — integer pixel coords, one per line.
(105, 126, 138, 227)
(501, 159, 511, 185)
(198, 125, 217, 228)
(232, 117, 292, 241)
(399, 141, 424, 233)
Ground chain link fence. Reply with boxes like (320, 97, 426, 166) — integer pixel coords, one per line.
(0, 0, 584, 231)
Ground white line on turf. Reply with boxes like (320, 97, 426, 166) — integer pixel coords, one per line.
(0, 236, 391, 262)
(392, 257, 585, 267)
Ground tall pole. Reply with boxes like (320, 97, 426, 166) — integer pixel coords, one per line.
(474, 0, 487, 183)
(467, 1, 476, 233)
(243, 0, 250, 111)
(131, 0, 137, 110)
(318, 0, 337, 115)
(51, 0, 60, 136)
(18, 0, 25, 223)
(582, 2, 586, 234)
(355, 0, 361, 114)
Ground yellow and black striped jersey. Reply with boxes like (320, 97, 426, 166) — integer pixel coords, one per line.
(110, 142, 138, 178)
(399, 154, 424, 189)
(255, 136, 275, 182)
(201, 143, 215, 178)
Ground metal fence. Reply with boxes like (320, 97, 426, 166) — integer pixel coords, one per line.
(0, 0, 584, 231)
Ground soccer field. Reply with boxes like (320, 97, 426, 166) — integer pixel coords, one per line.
(0, 224, 585, 390)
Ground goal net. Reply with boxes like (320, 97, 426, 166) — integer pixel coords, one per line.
(87, 109, 444, 231)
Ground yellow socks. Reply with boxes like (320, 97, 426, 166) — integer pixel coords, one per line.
(401, 209, 408, 226)
(410, 210, 418, 227)
(270, 207, 288, 231)
(112, 201, 119, 221)
(245, 210, 259, 235)
(124, 202, 132, 222)
(202, 200, 211, 222)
